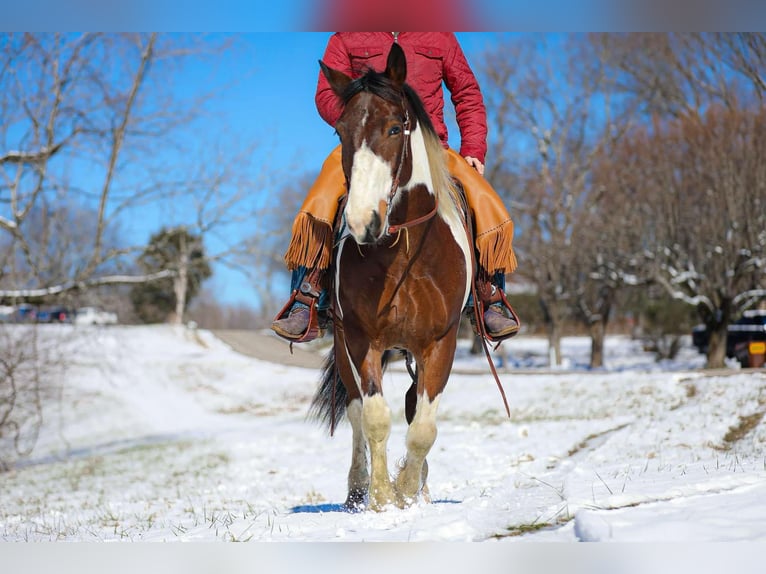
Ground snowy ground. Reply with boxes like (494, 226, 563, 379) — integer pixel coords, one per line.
(1, 324, 765, 544)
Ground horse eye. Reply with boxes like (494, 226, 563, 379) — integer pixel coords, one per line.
(388, 125, 402, 136)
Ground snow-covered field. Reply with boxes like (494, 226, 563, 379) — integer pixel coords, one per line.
(1, 324, 765, 546)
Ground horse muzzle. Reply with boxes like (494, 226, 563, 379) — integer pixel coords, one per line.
(348, 209, 383, 245)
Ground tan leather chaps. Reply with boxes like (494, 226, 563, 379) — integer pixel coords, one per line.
(283, 145, 517, 276)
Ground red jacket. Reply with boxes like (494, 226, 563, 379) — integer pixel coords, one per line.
(316, 32, 488, 163)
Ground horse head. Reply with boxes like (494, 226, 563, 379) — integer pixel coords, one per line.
(320, 43, 415, 245)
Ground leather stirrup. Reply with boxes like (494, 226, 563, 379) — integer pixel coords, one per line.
(272, 269, 325, 343)
(473, 275, 521, 344)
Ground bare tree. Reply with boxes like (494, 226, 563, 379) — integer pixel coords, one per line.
(0, 33, 276, 463)
(704, 33, 766, 101)
(593, 33, 766, 368)
(590, 33, 759, 119)
(0, 33, 242, 305)
(609, 107, 766, 367)
(481, 34, 634, 367)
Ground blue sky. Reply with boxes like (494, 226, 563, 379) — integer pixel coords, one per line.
(126, 33, 503, 307)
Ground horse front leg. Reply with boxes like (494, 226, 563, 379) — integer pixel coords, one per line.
(351, 346, 396, 511)
(363, 392, 396, 510)
(345, 398, 369, 509)
(395, 332, 457, 506)
(333, 325, 369, 509)
(403, 381, 431, 504)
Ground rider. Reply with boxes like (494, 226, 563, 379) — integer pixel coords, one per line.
(272, 32, 519, 342)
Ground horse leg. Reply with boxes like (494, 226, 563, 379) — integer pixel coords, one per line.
(404, 381, 431, 503)
(333, 326, 369, 509)
(395, 332, 458, 506)
(351, 347, 395, 511)
(345, 398, 369, 509)
(363, 391, 396, 510)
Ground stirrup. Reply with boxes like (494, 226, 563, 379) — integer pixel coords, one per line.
(272, 290, 324, 343)
(471, 280, 521, 343)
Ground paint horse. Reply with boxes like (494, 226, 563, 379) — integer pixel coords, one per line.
(310, 43, 473, 510)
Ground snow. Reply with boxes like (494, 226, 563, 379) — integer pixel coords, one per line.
(1, 324, 766, 548)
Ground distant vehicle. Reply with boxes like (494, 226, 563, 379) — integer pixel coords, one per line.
(74, 307, 118, 326)
(37, 306, 74, 324)
(692, 309, 766, 367)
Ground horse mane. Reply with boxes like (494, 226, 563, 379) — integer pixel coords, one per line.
(339, 70, 462, 214)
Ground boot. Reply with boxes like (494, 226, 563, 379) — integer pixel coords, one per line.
(483, 302, 519, 340)
(271, 304, 313, 340)
(474, 273, 520, 341)
(271, 268, 329, 342)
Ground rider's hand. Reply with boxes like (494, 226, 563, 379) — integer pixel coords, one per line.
(464, 156, 485, 176)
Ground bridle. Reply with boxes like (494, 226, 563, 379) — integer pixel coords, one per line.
(384, 100, 439, 236)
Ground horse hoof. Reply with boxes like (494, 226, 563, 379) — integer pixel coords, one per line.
(368, 487, 397, 511)
(344, 489, 367, 512)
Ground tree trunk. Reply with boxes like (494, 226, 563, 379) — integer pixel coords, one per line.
(170, 235, 190, 326)
(706, 322, 728, 369)
(589, 319, 606, 368)
(547, 321, 562, 367)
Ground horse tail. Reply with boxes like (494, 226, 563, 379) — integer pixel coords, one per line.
(309, 347, 348, 434)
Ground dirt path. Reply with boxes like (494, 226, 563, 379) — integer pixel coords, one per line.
(211, 329, 325, 370)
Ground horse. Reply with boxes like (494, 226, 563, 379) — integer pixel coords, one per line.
(309, 43, 473, 511)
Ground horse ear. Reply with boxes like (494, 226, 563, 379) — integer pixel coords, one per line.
(385, 42, 407, 88)
(320, 60, 352, 95)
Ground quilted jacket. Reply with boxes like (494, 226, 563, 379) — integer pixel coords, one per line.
(315, 32, 488, 163)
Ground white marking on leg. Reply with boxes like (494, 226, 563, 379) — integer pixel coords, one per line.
(362, 394, 395, 509)
(346, 399, 369, 503)
(406, 394, 440, 458)
(396, 394, 441, 504)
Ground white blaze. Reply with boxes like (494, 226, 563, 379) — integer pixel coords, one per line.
(345, 143, 393, 240)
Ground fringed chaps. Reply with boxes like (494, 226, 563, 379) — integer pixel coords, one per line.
(284, 145, 518, 276)
(445, 149, 518, 275)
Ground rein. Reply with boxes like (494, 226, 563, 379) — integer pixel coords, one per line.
(459, 190, 511, 418)
(385, 104, 439, 236)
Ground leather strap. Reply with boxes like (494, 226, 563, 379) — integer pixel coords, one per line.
(272, 268, 326, 344)
(457, 185, 512, 418)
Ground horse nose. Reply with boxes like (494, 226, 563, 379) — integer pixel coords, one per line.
(361, 211, 382, 243)
(349, 210, 382, 244)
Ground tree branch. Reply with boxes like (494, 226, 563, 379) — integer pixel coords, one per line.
(0, 270, 175, 304)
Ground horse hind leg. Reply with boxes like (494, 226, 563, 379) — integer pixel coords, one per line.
(362, 393, 396, 511)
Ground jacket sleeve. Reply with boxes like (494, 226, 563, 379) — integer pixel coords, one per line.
(315, 34, 351, 128)
(442, 35, 488, 163)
